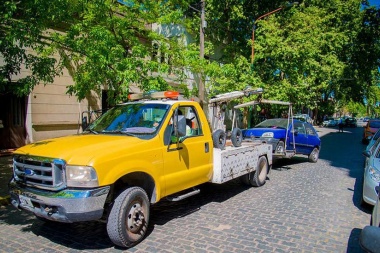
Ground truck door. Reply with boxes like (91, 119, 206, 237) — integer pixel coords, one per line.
(162, 105, 213, 197)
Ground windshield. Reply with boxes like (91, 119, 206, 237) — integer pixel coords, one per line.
(254, 118, 289, 129)
(87, 103, 170, 137)
(293, 116, 306, 122)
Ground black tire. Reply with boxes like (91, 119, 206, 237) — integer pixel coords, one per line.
(231, 128, 243, 147)
(275, 141, 285, 154)
(107, 187, 150, 248)
(251, 156, 268, 187)
(35, 215, 57, 224)
(308, 147, 319, 163)
(213, 129, 226, 149)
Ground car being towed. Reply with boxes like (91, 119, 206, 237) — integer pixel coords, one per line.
(242, 118, 321, 162)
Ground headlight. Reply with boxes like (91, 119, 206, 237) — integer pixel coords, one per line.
(66, 165, 99, 187)
(262, 132, 274, 138)
(369, 166, 380, 182)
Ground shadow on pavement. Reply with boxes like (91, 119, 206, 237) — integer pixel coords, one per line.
(347, 228, 365, 253)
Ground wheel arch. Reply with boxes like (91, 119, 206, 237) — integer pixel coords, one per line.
(111, 172, 157, 204)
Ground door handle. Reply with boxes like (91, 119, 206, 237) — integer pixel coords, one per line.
(205, 142, 209, 153)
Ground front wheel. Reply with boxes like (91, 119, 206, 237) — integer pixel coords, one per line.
(107, 187, 150, 248)
(275, 141, 285, 154)
(308, 147, 319, 163)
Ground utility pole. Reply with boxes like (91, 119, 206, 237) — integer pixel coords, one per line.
(199, 0, 206, 110)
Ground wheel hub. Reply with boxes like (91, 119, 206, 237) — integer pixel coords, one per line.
(127, 203, 145, 232)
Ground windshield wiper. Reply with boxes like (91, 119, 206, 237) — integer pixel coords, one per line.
(87, 129, 98, 135)
(102, 130, 137, 136)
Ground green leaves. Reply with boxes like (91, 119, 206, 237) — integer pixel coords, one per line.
(1, 0, 378, 117)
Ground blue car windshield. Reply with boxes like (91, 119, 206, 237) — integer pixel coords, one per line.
(88, 103, 170, 135)
(255, 118, 288, 129)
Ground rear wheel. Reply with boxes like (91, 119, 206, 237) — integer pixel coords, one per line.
(107, 187, 150, 248)
(251, 156, 268, 187)
(241, 156, 269, 187)
(308, 147, 319, 163)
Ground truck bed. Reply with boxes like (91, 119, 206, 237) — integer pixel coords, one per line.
(211, 143, 272, 184)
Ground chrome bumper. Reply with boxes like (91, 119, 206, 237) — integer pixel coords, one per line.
(9, 179, 110, 223)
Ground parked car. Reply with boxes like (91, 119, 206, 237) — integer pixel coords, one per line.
(366, 128, 380, 152)
(322, 117, 337, 127)
(371, 184, 380, 227)
(344, 117, 357, 127)
(362, 138, 380, 206)
(242, 118, 321, 162)
(363, 119, 380, 144)
(360, 184, 380, 253)
(293, 114, 313, 124)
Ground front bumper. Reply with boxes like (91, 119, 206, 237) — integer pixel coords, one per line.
(9, 179, 110, 223)
(244, 137, 279, 151)
(363, 172, 379, 206)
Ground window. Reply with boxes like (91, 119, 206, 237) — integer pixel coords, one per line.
(178, 106, 203, 138)
(293, 122, 305, 134)
(164, 105, 203, 145)
(305, 124, 316, 136)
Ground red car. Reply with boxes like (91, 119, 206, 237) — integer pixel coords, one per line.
(363, 119, 380, 144)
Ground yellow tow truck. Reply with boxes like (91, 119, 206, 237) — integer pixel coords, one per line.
(9, 90, 272, 248)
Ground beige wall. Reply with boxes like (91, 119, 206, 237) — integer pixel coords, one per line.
(1, 47, 102, 143)
(28, 66, 101, 142)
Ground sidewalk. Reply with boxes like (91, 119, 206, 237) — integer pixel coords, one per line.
(0, 154, 13, 206)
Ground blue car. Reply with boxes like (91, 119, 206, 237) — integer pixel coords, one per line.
(242, 118, 321, 162)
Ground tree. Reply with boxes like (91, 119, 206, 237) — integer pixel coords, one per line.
(1, 0, 201, 104)
(0, 0, 67, 96)
(196, 0, 379, 121)
(47, 0, 199, 105)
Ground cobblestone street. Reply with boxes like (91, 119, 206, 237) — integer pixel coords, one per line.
(0, 126, 372, 252)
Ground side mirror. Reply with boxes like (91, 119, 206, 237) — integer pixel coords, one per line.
(362, 150, 371, 158)
(82, 116, 88, 131)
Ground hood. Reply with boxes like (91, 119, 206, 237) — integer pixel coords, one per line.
(242, 128, 287, 139)
(14, 134, 147, 165)
(368, 127, 380, 134)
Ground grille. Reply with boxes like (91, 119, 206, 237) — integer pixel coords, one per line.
(13, 156, 66, 190)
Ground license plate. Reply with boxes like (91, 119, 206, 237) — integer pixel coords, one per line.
(19, 195, 33, 209)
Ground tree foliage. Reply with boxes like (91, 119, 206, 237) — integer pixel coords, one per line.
(0, 0, 66, 96)
(50, 0, 194, 104)
(196, 0, 379, 119)
(1, 0, 379, 116)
